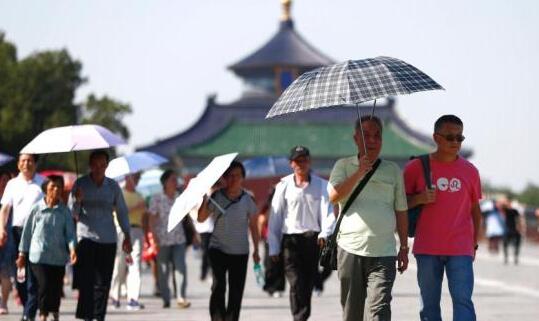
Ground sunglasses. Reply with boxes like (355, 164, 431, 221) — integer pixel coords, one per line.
(435, 133, 465, 142)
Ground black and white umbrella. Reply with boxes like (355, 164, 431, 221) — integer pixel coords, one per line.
(266, 56, 443, 119)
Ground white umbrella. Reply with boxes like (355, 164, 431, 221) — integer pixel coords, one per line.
(167, 152, 238, 232)
(105, 151, 168, 179)
(20, 124, 125, 154)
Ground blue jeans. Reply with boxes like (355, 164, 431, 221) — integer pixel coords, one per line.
(415, 255, 476, 321)
(157, 243, 187, 304)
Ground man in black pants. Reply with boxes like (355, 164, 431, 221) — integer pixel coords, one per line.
(71, 150, 132, 321)
(500, 198, 523, 265)
(268, 146, 335, 321)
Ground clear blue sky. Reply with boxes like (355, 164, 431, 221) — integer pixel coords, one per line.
(1, 0, 538, 191)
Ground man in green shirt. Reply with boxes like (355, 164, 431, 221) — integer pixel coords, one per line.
(328, 116, 409, 321)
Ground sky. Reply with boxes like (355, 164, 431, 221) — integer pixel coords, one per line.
(1, 0, 538, 191)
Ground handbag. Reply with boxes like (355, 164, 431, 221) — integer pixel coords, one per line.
(319, 159, 381, 270)
(407, 154, 431, 238)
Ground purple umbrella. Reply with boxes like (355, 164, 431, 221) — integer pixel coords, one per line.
(0, 152, 14, 166)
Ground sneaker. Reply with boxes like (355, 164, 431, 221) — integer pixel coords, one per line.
(110, 298, 121, 309)
(126, 299, 145, 311)
(272, 291, 283, 298)
(177, 299, 191, 309)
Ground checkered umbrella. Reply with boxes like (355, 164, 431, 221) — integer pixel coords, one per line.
(266, 56, 443, 118)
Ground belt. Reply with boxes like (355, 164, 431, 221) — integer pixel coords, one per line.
(130, 224, 142, 228)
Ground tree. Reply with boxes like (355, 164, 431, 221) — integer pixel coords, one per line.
(0, 32, 85, 156)
(517, 183, 539, 208)
(0, 32, 132, 173)
(81, 94, 132, 140)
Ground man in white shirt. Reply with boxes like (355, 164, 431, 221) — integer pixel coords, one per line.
(268, 146, 334, 321)
(0, 154, 44, 321)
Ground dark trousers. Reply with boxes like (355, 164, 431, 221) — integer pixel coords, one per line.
(282, 232, 319, 321)
(12, 227, 38, 319)
(200, 233, 212, 280)
(30, 263, 65, 314)
(503, 233, 521, 264)
(75, 239, 116, 321)
(263, 241, 285, 294)
(208, 248, 248, 321)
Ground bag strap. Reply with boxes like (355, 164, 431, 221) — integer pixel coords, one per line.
(210, 190, 246, 225)
(418, 154, 432, 188)
(330, 158, 382, 240)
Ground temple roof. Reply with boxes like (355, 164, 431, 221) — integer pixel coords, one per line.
(229, 20, 335, 78)
(136, 1, 471, 168)
(137, 97, 464, 164)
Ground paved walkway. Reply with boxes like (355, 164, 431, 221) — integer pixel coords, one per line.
(2, 241, 538, 320)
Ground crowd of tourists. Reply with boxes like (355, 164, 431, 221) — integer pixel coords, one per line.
(0, 114, 494, 321)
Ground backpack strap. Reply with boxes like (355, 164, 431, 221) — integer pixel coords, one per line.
(418, 154, 432, 188)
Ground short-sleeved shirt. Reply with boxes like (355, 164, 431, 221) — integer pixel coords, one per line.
(149, 192, 186, 246)
(0, 173, 44, 227)
(329, 157, 407, 257)
(123, 189, 145, 227)
(207, 189, 258, 255)
(403, 156, 481, 256)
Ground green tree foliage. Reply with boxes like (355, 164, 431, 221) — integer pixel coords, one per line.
(0, 34, 85, 155)
(81, 94, 132, 140)
(0, 32, 131, 173)
(518, 184, 539, 208)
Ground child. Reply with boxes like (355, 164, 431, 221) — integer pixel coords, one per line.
(17, 175, 77, 321)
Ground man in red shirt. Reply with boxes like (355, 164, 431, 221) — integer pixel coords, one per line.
(404, 115, 482, 321)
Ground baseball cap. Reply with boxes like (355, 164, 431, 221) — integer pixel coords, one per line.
(289, 145, 310, 160)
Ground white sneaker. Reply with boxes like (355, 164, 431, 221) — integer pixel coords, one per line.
(272, 291, 283, 298)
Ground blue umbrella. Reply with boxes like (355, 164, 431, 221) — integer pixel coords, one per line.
(0, 153, 14, 166)
(105, 151, 168, 179)
(243, 156, 292, 178)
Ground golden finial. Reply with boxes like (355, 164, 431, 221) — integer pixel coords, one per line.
(281, 0, 292, 21)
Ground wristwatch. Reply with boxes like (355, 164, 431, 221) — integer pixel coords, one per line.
(474, 244, 479, 251)
(399, 245, 409, 253)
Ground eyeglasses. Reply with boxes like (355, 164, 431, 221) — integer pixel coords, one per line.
(435, 133, 465, 143)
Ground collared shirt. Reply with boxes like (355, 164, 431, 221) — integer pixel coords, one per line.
(149, 192, 186, 246)
(268, 173, 335, 256)
(329, 156, 407, 257)
(0, 173, 44, 227)
(19, 199, 76, 266)
(71, 175, 130, 244)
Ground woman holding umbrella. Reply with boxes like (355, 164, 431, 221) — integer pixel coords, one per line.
(198, 161, 260, 321)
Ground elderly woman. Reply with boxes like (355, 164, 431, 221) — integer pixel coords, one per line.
(149, 169, 194, 309)
(198, 161, 260, 321)
(17, 176, 77, 321)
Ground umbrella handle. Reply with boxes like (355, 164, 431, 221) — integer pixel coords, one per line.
(208, 197, 225, 214)
(370, 99, 377, 118)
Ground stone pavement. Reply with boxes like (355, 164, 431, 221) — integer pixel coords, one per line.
(2, 241, 538, 321)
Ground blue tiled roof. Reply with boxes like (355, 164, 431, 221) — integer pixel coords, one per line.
(229, 20, 334, 77)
